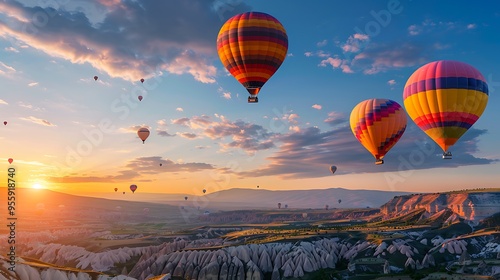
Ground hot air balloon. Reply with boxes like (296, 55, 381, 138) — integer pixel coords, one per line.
(123, 192, 125, 194)
(94, 76, 98, 81)
(350, 99, 407, 165)
(257, 186, 259, 188)
(278, 203, 281, 209)
(8, 158, 13, 164)
(138, 95, 143, 101)
(403, 60, 489, 159)
(140, 78, 145, 83)
(114, 188, 118, 192)
(130, 184, 137, 193)
(203, 189, 206, 194)
(330, 165, 337, 174)
(285, 204, 288, 209)
(338, 199, 342, 204)
(325, 204, 329, 210)
(216, 12, 288, 103)
(3, 121, 6, 125)
(137, 127, 150, 144)
(184, 196, 188, 201)
(159, 163, 162, 166)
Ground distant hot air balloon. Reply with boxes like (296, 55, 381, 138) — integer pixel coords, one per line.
(138, 95, 143, 101)
(137, 127, 150, 144)
(8, 158, 13, 164)
(184, 196, 188, 201)
(216, 12, 288, 103)
(94, 76, 98, 81)
(140, 78, 145, 83)
(123, 192, 125, 194)
(114, 188, 118, 192)
(130, 184, 137, 193)
(285, 204, 288, 209)
(330, 165, 337, 174)
(203, 189, 206, 194)
(350, 99, 407, 165)
(159, 163, 162, 166)
(325, 204, 329, 210)
(257, 186, 259, 188)
(3, 121, 6, 125)
(278, 203, 281, 209)
(338, 199, 342, 204)
(403, 60, 489, 159)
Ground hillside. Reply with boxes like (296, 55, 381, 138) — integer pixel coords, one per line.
(381, 188, 500, 222)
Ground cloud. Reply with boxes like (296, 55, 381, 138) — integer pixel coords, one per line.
(0, 99, 8, 105)
(28, 82, 38, 87)
(316, 39, 327, 47)
(353, 43, 428, 74)
(0, 61, 16, 75)
(157, 119, 167, 126)
(222, 92, 231, 99)
(172, 115, 277, 153)
(234, 123, 495, 179)
(18, 102, 44, 111)
(20, 116, 56, 126)
(324, 112, 348, 126)
(0, 1, 251, 83)
(156, 128, 175, 137)
(176, 107, 184, 112)
(48, 156, 216, 183)
(120, 124, 151, 133)
(408, 24, 421, 36)
(5, 47, 19, 53)
(178, 132, 197, 139)
(342, 33, 369, 53)
(387, 79, 396, 86)
(318, 56, 353, 73)
(467, 23, 477, 30)
(312, 104, 322, 110)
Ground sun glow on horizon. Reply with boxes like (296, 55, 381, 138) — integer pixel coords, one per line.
(32, 183, 44, 189)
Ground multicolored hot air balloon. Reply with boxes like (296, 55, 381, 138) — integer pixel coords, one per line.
(130, 184, 137, 193)
(350, 99, 407, 165)
(137, 127, 150, 144)
(216, 12, 288, 103)
(403, 60, 489, 159)
(330, 165, 337, 174)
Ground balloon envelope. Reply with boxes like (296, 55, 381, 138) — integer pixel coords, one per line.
(3, 121, 6, 125)
(138, 95, 143, 101)
(114, 188, 118, 192)
(203, 189, 206, 193)
(216, 12, 288, 98)
(184, 196, 188, 200)
(137, 127, 150, 143)
(8, 158, 13, 164)
(330, 165, 337, 174)
(350, 99, 407, 164)
(140, 78, 145, 83)
(130, 184, 137, 193)
(403, 60, 488, 153)
(94, 76, 98, 81)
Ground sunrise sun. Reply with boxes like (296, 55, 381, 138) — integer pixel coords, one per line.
(32, 183, 44, 189)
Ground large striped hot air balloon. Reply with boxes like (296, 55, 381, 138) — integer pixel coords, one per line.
(403, 60, 488, 159)
(216, 12, 288, 103)
(350, 99, 407, 165)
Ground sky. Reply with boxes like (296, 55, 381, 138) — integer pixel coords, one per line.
(0, 0, 499, 196)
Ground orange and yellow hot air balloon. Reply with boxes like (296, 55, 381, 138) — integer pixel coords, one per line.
(403, 60, 488, 159)
(216, 12, 288, 103)
(350, 99, 407, 165)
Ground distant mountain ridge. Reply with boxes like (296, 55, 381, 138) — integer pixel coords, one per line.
(380, 189, 500, 222)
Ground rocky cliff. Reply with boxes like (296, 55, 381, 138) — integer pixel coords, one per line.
(380, 190, 500, 222)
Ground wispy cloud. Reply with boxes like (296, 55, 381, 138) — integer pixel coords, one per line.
(4, 47, 19, 53)
(28, 82, 38, 87)
(20, 116, 56, 127)
(324, 112, 347, 126)
(0, 99, 8, 105)
(316, 39, 327, 47)
(176, 107, 184, 112)
(312, 104, 322, 110)
(0, 1, 251, 83)
(387, 79, 396, 86)
(234, 124, 495, 179)
(467, 23, 477, 30)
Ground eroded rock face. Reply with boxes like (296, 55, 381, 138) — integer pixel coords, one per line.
(380, 192, 500, 222)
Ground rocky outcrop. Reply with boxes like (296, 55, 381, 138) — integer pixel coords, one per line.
(380, 191, 500, 222)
